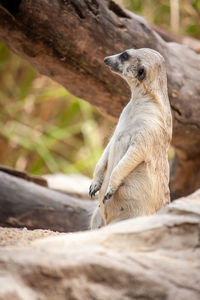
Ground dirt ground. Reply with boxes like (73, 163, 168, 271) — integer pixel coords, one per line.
(0, 226, 63, 247)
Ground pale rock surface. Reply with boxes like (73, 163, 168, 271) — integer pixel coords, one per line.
(0, 190, 200, 300)
(44, 173, 92, 199)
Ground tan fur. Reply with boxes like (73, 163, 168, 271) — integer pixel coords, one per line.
(89, 48, 172, 229)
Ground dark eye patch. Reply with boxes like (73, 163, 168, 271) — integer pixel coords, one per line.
(136, 66, 146, 81)
(120, 51, 129, 62)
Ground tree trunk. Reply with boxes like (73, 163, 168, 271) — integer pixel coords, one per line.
(0, 171, 96, 232)
(0, 0, 199, 198)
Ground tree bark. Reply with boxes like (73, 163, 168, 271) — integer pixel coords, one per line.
(0, 0, 199, 198)
(151, 24, 200, 53)
(0, 171, 96, 232)
(0, 164, 48, 187)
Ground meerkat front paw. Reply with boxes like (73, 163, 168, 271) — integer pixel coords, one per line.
(103, 187, 115, 203)
(89, 182, 101, 198)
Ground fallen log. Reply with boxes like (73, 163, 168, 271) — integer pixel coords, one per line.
(0, 171, 96, 232)
(0, 164, 48, 187)
(0, 0, 200, 198)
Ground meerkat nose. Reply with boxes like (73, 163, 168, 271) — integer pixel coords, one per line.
(104, 57, 110, 65)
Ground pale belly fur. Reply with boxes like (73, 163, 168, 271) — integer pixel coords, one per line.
(99, 136, 170, 224)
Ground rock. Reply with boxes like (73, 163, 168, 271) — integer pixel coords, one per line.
(0, 190, 200, 300)
(44, 173, 92, 199)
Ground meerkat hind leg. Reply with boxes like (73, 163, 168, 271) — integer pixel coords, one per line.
(90, 205, 105, 229)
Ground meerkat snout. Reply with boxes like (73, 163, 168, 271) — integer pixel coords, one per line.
(104, 57, 110, 65)
(104, 51, 130, 70)
(104, 55, 122, 73)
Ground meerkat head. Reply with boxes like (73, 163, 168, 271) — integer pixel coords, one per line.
(104, 48, 167, 100)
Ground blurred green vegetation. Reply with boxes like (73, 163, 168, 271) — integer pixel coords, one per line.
(0, 1, 199, 176)
(118, 0, 200, 38)
(0, 43, 113, 176)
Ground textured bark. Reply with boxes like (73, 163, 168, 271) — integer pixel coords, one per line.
(0, 171, 96, 232)
(0, 0, 200, 198)
(0, 164, 48, 187)
(0, 189, 200, 300)
(152, 24, 200, 53)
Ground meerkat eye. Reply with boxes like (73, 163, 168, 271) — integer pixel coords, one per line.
(120, 52, 129, 62)
(137, 66, 146, 81)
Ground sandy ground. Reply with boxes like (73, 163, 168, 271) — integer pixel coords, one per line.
(0, 227, 63, 247)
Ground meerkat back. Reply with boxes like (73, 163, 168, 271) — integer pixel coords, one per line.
(89, 48, 172, 229)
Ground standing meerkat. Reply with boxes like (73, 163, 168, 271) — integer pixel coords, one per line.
(89, 48, 172, 229)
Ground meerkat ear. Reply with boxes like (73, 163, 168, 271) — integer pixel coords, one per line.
(136, 66, 146, 81)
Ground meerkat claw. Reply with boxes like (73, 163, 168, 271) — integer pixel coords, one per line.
(103, 191, 113, 204)
(89, 184, 99, 198)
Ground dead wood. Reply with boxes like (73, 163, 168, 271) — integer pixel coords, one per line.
(0, 164, 48, 187)
(0, 171, 96, 232)
(152, 24, 200, 53)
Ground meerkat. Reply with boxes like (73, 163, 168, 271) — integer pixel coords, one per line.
(89, 48, 172, 229)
